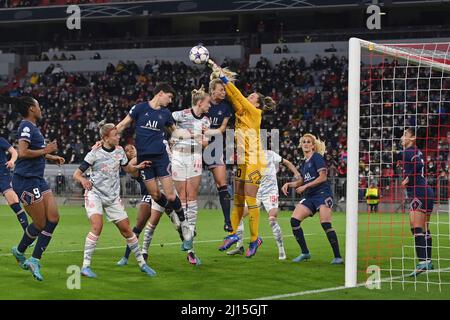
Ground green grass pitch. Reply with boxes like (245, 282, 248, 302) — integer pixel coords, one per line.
(0, 205, 449, 300)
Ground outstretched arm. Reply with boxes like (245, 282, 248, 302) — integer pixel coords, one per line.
(208, 60, 248, 115)
(116, 115, 133, 134)
(282, 158, 301, 180)
(123, 157, 151, 174)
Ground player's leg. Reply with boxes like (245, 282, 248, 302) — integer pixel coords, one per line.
(144, 178, 161, 202)
(114, 215, 156, 277)
(12, 199, 46, 270)
(3, 188, 28, 231)
(81, 191, 104, 278)
(259, 180, 285, 260)
(81, 214, 103, 278)
(142, 206, 163, 261)
(117, 196, 152, 266)
(227, 207, 246, 255)
(218, 171, 245, 251)
(20, 189, 58, 282)
(172, 165, 195, 251)
(243, 166, 263, 258)
(155, 152, 189, 226)
(31, 190, 60, 261)
(408, 199, 433, 276)
(185, 174, 202, 265)
(318, 201, 343, 264)
(11, 176, 45, 269)
(268, 207, 286, 260)
(291, 201, 313, 262)
(425, 213, 432, 264)
(210, 165, 232, 232)
(160, 158, 194, 250)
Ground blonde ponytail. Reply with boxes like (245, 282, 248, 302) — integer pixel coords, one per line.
(191, 85, 209, 106)
(301, 133, 326, 156)
(98, 120, 116, 138)
(257, 94, 276, 112)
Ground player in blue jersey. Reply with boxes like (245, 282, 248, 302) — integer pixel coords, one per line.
(116, 83, 193, 250)
(0, 137, 29, 232)
(281, 133, 343, 264)
(205, 79, 234, 232)
(0, 96, 65, 281)
(116, 144, 181, 266)
(401, 128, 435, 277)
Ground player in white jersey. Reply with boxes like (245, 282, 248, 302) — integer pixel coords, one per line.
(227, 149, 300, 260)
(73, 121, 156, 278)
(170, 86, 217, 265)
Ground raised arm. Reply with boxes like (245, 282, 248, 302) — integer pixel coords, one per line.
(221, 78, 254, 115)
(116, 115, 133, 134)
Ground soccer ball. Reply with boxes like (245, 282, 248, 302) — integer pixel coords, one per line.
(189, 45, 209, 65)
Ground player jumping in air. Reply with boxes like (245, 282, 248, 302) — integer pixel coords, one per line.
(73, 121, 156, 278)
(115, 83, 193, 251)
(401, 128, 435, 277)
(0, 137, 29, 232)
(117, 144, 183, 266)
(2, 96, 65, 281)
(206, 78, 234, 232)
(209, 61, 275, 258)
(227, 149, 300, 259)
(281, 134, 343, 265)
(171, 86, 216, 265)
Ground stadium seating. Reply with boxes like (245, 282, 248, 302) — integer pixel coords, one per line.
(1, 55, 448, 196)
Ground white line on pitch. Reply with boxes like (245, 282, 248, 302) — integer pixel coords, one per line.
(0, 234, 313, 257)
(253, 267, 450, 300)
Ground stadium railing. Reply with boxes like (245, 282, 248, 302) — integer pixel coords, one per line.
(34, 170, 450, 211)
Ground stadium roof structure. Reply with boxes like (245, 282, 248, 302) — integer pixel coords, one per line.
(0, 0, 444, 24)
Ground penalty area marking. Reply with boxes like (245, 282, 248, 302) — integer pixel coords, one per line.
(253, 267, 450, 300)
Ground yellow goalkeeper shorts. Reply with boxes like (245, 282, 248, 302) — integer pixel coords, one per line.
(235, 164, 264, 186)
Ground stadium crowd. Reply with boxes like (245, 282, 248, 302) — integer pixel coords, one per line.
(1, 55, 448, 200)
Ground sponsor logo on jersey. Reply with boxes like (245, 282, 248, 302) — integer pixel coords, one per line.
(21, 126, 31, 138)
(142, 120, 160, 131)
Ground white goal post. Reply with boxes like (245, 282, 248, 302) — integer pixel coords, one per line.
(346, 37, 450, 288)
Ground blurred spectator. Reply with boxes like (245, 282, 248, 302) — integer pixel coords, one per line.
(106, 62, 115, 75)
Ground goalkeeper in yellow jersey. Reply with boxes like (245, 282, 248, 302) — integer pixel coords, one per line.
(208, 60, 275, 258)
